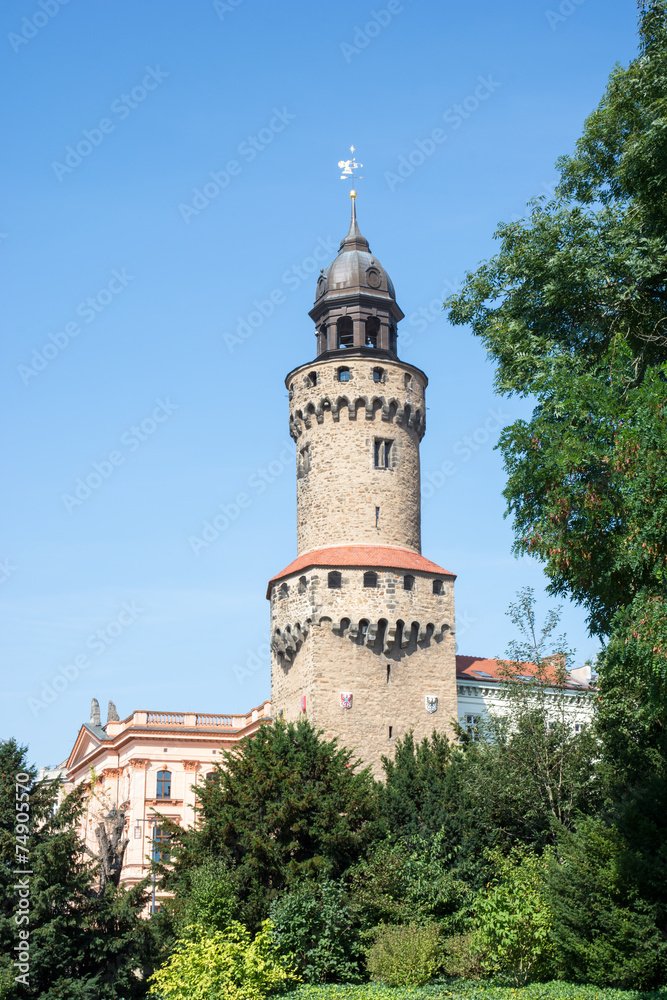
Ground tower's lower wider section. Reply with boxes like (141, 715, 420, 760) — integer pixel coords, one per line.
(269, 557, 457, 773)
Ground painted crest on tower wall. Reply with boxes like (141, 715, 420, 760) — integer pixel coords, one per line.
(340, 692, 353, 710)
(425, 696, 438, 714)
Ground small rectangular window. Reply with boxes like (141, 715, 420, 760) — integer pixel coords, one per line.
(374, 439, 392, 469)
(465, 714, 479, 741)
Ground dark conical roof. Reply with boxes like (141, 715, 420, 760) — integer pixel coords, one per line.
(313, 195, 396, 304)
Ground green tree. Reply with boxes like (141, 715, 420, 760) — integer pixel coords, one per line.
(445, 2, 667, 701)
(547, 817, 666, 988)
(270, 878, 361, 983)
(163, 719, 380, 929)
(473, 847, 553, 986)
(379, 729, 453, 838)
(0, 739, 153, 999)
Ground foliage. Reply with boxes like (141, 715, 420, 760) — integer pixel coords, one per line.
(547, 817, 667, 989)
(270, 878, 362, 983)
(349, 835, 471, 934)
(473, 847, 553, 986)
(440, 933, 483, 979)
(148, 919, 297, 1000)
(365, 923, 442, 987)
(379, 730, 453, 838)
(167, 854, 239, 937)
(281, 982, 667, 1000)
(0, 739, 153, 1000)
(162, 718, 381, 929)
(444, 2, 667, 703)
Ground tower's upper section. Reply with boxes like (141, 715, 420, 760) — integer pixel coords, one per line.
(309, 194, 405, 357)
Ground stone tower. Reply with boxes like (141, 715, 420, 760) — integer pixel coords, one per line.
(268, 194, 457, 771)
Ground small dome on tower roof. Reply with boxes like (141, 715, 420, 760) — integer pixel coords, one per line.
(314, 196, 397, 304)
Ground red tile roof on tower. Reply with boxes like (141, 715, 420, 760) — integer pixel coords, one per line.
(267, 545, 455, 598)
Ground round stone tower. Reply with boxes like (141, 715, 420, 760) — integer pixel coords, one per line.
(268, 194, 458, 771)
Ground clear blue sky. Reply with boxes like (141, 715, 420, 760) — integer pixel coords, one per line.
(1, 0, 639, 767)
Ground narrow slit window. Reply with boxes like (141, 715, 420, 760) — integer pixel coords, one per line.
(374, 439, 392, 469)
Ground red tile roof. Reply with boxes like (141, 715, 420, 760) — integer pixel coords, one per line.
(456, 655, 589, 689)
(267, 545, 455, 598)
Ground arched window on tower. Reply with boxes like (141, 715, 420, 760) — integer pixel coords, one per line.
(298, 576, 307, 592)
(404, 574, 415, 591)
(373, 367, 384, 383)
(337, 367, 351, 382)
(365, 316, 380, 348)
(307, 371, 317, 387)
(279, 582, 289, 599)
(432, 579, 444, 595)
(337, 316, 354, 349)
(328, 571, 341, 589)
(364, 571, 378, 588)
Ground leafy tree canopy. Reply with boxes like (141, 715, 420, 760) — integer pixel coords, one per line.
(163, 719, 381, 929)
(445, 2, 667, 700)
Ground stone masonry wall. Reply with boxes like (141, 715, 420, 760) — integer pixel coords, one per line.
(287, 355, 426, 554)
(270, 566, 457, 772)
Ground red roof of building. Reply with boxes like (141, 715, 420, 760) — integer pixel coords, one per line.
(267, 545, 455, 598)
(456, 655, 589, 689)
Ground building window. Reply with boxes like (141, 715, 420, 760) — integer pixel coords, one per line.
(279, 582, 289, 599)
(365, 316, 380, 348)
(337, 316, 354, 348)
(432, 579, 444, 595)
(364, 571, 378, 588)
(337, 367, 351, 382)
(205, 772, 215, 781)
(374, 439, 392, 469)
(298, 575, 307, 592)
(153, 827, 171, 863)
(387, 664, 391, 684)
(328, 571, 341, 589)
(156, 770, 171, 799)
(465, 715, 479, 741)
(388, 726, 393, 739)
(403, 574, 415, 591)
(373, 367, 384, 383)
(574, 723, 584, 734)
(307, 371, 317, 387)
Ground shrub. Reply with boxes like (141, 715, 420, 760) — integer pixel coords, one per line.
(441, 931, 483, 978)
(473, 847, 553, 985)
(365, 922, 442, 986)
(173, 855, 239, 934)
(147, 919, 298, 1000)
(270, 879, 361, 983)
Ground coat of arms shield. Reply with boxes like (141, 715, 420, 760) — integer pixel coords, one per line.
(340, 692, 353, 710)
(425, 695, 438, 714)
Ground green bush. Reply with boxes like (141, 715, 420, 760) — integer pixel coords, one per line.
(173, 855, 238, 934)
(365, 922, 442, 987)
(270, 879, 362, 982)
(473, 847, 553, 985)
(280, 981, 667, 999)
(441, 932, 483, 979)
(147, 919, 297, 1000)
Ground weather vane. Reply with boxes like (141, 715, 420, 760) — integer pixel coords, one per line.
(338, 146, 363, 196)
